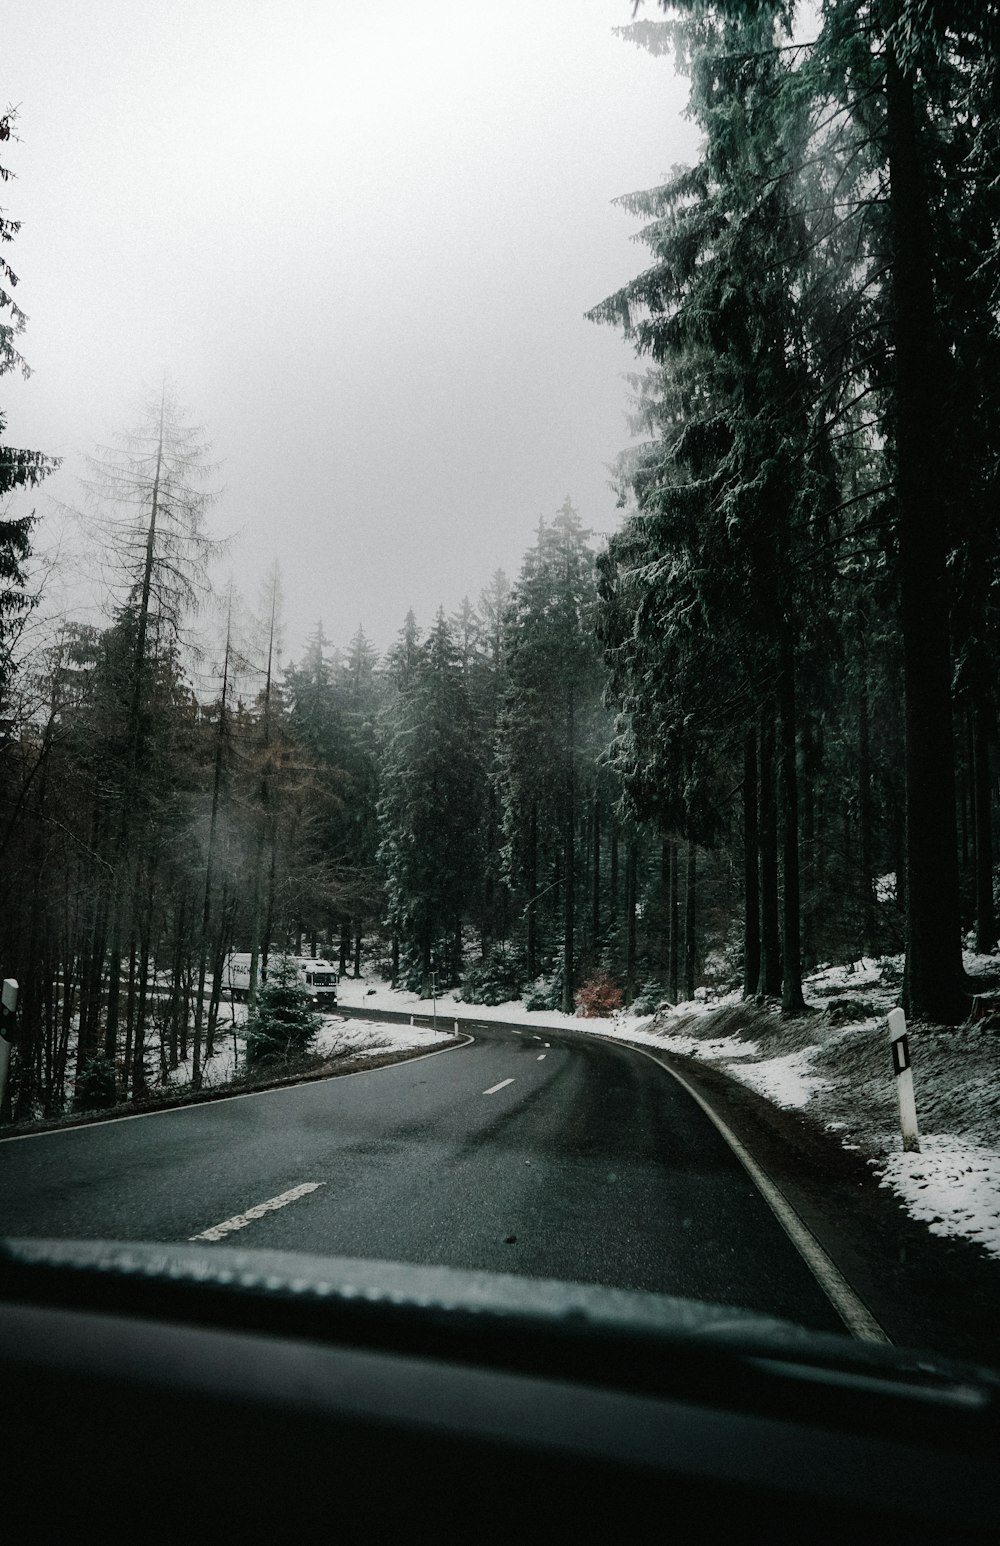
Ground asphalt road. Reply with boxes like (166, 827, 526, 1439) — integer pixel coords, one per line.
(0, 1021, 845, 1332)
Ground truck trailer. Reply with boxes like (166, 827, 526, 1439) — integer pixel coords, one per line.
(221, 953, 338, 1007)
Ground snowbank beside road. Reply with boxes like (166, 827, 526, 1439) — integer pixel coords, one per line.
(163, 1010, 457, 1091)
(335, 976, 614, 1031)
(603, 954, 1000, 1264)
(877, 1135, 1000, 1260)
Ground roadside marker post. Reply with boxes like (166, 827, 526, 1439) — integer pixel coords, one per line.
(0, 978, 19, 1116)
(887, 1007, 920, 1153)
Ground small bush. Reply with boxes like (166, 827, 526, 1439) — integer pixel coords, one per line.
(630, 980, 668, 1016)
(575, 973, 623, 1018)
(74, 1054, 118, 1110)
(244, 957, 321, 1067)
(525, 968, 564, 1012)
(460, 947, 525, 1006)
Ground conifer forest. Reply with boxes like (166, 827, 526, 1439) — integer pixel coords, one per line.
(3, 1, 1000, 1122)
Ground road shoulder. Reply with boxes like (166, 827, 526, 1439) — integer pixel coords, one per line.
(635, 1044, 1000, 1367)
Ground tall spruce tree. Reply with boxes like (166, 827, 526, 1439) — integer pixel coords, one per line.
(377, 608, 483, 988)
(0, 107, 57, 722)
(498, 501, 604, 1009)
(592, 7, 819, 1010)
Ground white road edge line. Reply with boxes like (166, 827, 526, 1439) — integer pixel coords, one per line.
(0, 1034, 476, 1142)
(190, 1182, 325, 1242)
(628, 1043, 889, 1346)
(483, 1078, 515, 1095)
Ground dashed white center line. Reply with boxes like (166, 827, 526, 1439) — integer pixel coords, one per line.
(483, 1078, 515, 1096)
(189, 1182, 325, 1242)
(537, 1054, 546, 1061)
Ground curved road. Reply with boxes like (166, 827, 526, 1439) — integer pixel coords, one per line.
(0, 1021, 844, 1333)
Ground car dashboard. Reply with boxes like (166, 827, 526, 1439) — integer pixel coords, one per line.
(1, 1237, 997, 1542)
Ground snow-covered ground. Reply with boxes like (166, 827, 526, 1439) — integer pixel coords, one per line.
(335, 975, 631, 1032)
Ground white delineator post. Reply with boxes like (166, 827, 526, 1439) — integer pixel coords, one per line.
(0, 978, 19, 1115)
(887, 1007, 920, 1153)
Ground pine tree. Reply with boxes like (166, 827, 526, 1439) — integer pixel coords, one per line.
(498, 502, 605, 1008)
(78, 385, 220, 1073)
(244, 956, 320, 1067)
(377, 608, 483, 988)
(0, 107, 58, 720)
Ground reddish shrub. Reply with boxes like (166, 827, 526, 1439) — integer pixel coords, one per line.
(574, 973, 624, 1018)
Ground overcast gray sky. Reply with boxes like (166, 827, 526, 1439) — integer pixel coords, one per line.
(4, 0, 698, 661)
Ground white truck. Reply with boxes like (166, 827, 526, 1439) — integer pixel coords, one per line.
(221, 953, 339, 1008)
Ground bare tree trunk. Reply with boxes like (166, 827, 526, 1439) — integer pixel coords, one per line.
(106, 393, 167, 1062)
(625, 838, 638, 1005)
(168, 890, 187, 1071)
(609, 823, 619, 934)
(526, 801, 538, 981)
(684, 838, 697, 1002)
(592, 799, 601, 945)
(130, 866, 156, 1101)
(121, 925, 138, 1094)
(249, 573, 279, 1012)
(858, 662, 876, 956)
(660, 839, 670, 982)
(128, 850, 157, 1100)
(886, 48, 965, 1022)
(262, 840, 277, 984)
(973, 699, 997, 954)
(561, 693, 575, 1016)
(668, 841, 679, 1004)
(207, 883, 235, 1052)
(743, 731, 760, 998)
(192, 603, 233, 1091)
(779, 638, 806, 1014)
(758, 707, 782, 996)
(800, 714, 817, 969)
(959, 714, 971, 868)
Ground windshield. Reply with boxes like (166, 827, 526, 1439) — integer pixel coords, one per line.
(1, 0, 999, 1379)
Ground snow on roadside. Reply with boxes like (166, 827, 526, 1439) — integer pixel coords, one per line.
(599, 956, 1000, 1264)
(335, 975, 597, 1030)
(874, 1136, 1000, 1260)
(729, 1048, 832, 1110)
(314, 1018, 456, 1062)
(335, 974, 726, 1040)
(160, 1011, 456, 1091)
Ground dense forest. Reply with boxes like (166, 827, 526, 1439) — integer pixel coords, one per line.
(2, 1, 1000, 1120)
